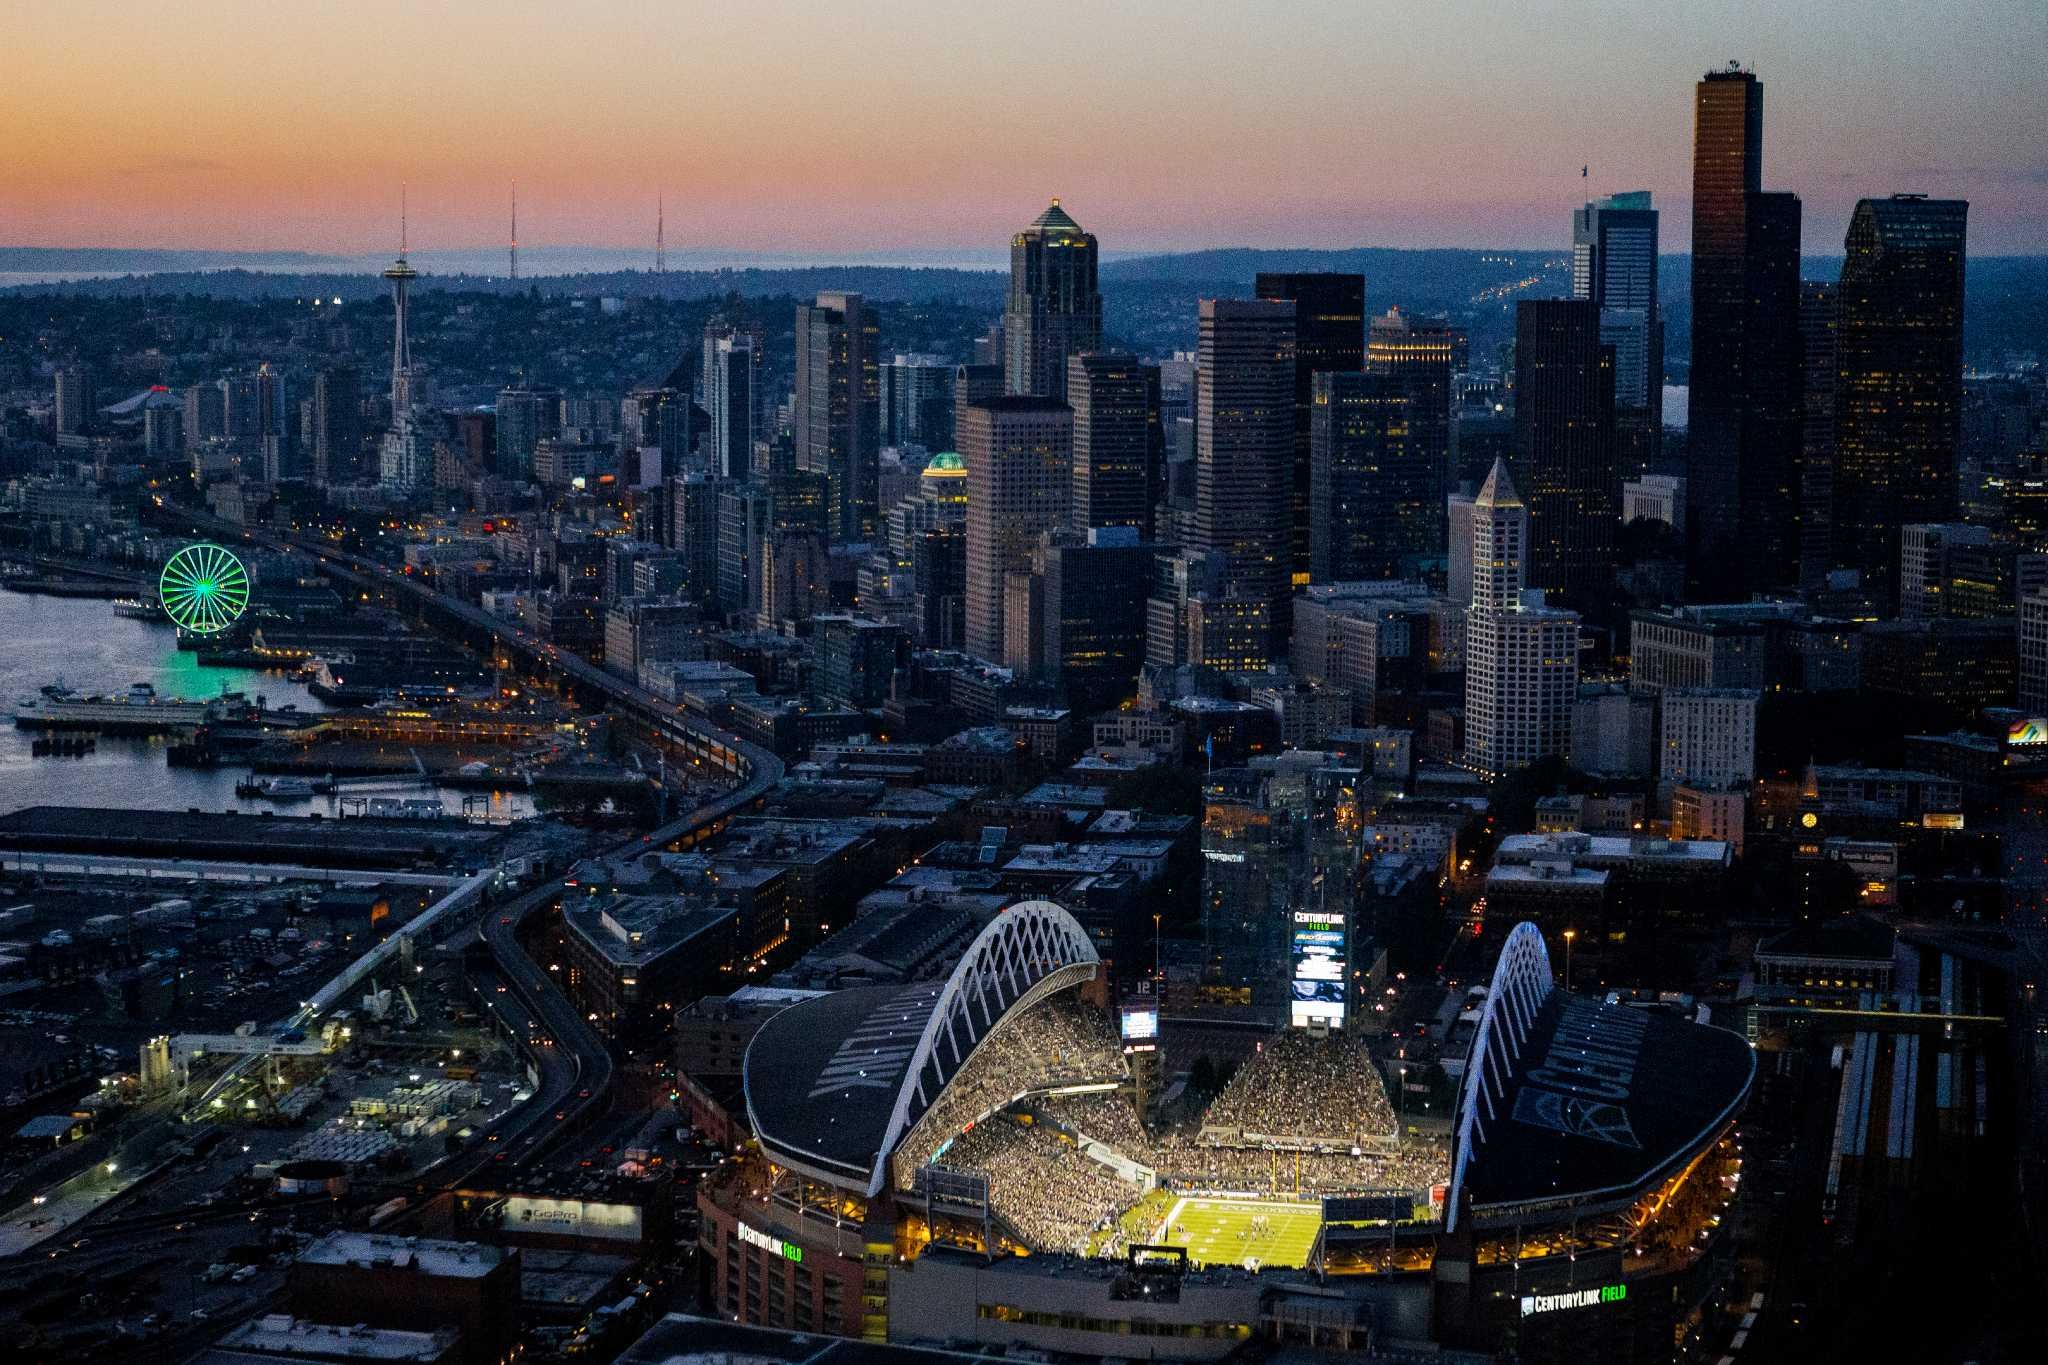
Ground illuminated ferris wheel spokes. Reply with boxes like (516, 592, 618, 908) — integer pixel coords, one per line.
(159, 543, 250, 635)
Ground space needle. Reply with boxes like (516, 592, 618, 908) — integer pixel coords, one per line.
(378, 191, 425, 488)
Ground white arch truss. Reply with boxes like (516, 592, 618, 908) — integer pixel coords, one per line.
(1445, 920, 1556, 1233)
(863, 898, 1099, 1195)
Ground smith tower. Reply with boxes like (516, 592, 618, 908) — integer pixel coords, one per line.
(1005, 200, 1101, 403)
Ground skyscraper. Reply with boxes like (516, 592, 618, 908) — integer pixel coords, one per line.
(1310, 370, 1425, 582)
(701, 317, 766, 434)
(1365, 307, 1455, 555)
(1068, 352, 1159, 535)
(256, 363, 296, 481)
(622, 379, 689, 479)
(1689, 64, 1762, 524)
(669, 471, 722, 599)
(219, 373, 261, 445)
(1004, 201, 1101, 402)
(1200, 758, 1363, 1006)
(953, 363, 1003, 449)
(1514, 299, 1619, 614)
(1741, 190, 1806, 583)
(1796, 282, 1839, 592)
(1470, 459, 1529, 613)
(53, 365, 94, 437)
(1447, 489, 1477, 607)
(794, 291, 880, 541)
(715, 483, 771, 621)
(1832, 195, 1969, 604)
(879, 353, 955, 452)
(183, 381, 224, 448)
(1462, 459, 1579, 778)
(494, 382, 560, 483)
(1256, 272, 1366, 588)
(1571, 190, 1662, 473)
(1192, 298, 1298, 656)
(705, 334, 756, 480)
(1039, 526, 1159, 709)
(961, 397, 1071, 664)
(1688, 64, 1803, 597)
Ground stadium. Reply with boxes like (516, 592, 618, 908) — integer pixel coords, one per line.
(711, 904, 1754, 1362)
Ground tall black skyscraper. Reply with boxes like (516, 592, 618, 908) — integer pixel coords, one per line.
(1310, 370, 1426, 582)
(311, 365, 361, 486)
(1192, 299, 1297, 658)
(794, 291, 880, 541)
(1832, 195, 1969, 603)
(1068, 352, 1160, 536)
(1005, 201, 1101, 403)
(1514, 299, 1618, 614)
(1743, 191, 1805, 581)
(1688, 64, 1803, 598)
(1255, 272, 1365, 589)
(1797, 281, 1839, 593)
(1366, 307, 1455, 562)
(1571, 191, 1662, 476)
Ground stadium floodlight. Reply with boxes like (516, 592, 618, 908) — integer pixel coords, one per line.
(159, 542, 250, 635)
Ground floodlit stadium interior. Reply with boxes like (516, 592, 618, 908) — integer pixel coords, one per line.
(703, 907, 1755, 1361)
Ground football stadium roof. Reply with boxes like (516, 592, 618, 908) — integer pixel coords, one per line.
(744, 899, 1098, 1197)
(1446, 923, 1754, 1231)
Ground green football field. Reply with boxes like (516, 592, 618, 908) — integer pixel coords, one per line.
(1151, 1196, 1323, 1269)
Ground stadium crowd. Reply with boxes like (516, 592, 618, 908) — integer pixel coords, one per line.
(1197, 1029, 1399, 1146)
(888, 991, 1450, 1251)
(1037, 1092, 1449, 1199)
(893, 991, 1129, 1176)
(942, 1114, 1145, 1254)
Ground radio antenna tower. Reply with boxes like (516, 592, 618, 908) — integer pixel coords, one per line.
(656, 195, 666, 275)
(509, 182, 519, 280)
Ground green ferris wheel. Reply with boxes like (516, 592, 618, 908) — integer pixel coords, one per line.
(159, 542, 250, 635)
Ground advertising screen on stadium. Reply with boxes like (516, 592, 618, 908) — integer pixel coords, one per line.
(1120, 1007, 1159, 1041)
(1290, 911, 1348, 1027)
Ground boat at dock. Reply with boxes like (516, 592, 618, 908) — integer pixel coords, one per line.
(234, 774, 334, 800)
(13, 683, 218, 733)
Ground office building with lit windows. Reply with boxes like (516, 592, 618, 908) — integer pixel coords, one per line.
(1257, 272, 1366, 587)
(1832, 195, 1969, 605)
(1068, 352, 1160, 535)
(1005, 201, 1101, 403)
(1192, 298, 1297, 650)
(795, 291, 881, 541)
(1463, 460, 1579, 778)
(962, 397, 1071, 666)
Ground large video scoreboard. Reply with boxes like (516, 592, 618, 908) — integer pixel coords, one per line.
(1290, 909, 1347, 1027)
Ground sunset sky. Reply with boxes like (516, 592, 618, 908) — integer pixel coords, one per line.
(6, 0, 2044, 257)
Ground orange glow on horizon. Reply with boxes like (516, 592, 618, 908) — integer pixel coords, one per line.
(3, 0, 2042, 255)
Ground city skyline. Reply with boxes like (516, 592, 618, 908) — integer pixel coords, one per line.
(5, 1, 2045, 256)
